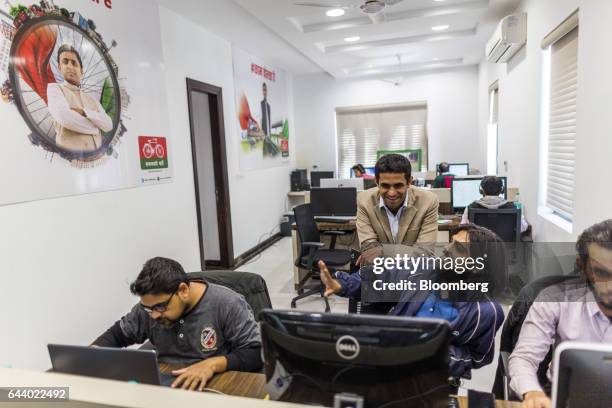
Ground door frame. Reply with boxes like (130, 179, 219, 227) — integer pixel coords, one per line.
(186, 78, 234, 269)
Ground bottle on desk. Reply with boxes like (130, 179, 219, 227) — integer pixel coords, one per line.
(515, 191, 522, 209)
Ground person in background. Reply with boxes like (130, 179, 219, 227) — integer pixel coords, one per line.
(433, 162, 455, 188)
(508, 219, 612, 408)
(92, 257, 262, 391)
(356, 154, 438, 265)
(460, 176, 528, 233)
(352, 164, 375, 180)
(319, 223, 505, 381)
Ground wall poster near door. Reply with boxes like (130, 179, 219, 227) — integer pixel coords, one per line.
(0, 0, 173, 207)
(232, 46, 289, 171)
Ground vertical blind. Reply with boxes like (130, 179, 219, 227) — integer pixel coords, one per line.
(335, 103, 428, 178)
(545, 26, 578, 221)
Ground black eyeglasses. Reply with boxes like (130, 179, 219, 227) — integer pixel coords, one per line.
(140, 291, 177, 314)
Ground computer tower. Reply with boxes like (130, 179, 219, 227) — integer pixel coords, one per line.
(290, 169, 308, 192)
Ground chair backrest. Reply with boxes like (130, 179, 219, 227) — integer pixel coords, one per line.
(187, 271, 273, 320)
(293, 204, 320, 245)
(469, 207, 521, 242)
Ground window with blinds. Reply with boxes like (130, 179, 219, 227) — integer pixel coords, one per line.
(487, 84, 499, 175)
(543, 16, 578, 222)
(335, 103, 428, 178)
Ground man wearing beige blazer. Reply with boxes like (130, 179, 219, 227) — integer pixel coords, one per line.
(356, 154, 439, 264)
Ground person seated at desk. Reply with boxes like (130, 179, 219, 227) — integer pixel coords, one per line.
(433, 162, 455, 188)
(460, 176, 528, 233)
(352, 164, 375, 180)
(508, 219, 612, 408)
(319, 223, 505, 381)
(92, 257, 262, 391)
(357, 154, 438, 265)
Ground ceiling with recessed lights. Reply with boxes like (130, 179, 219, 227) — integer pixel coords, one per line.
(234, 0, 521, 78)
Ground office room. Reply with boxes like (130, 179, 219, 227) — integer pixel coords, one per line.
(0, 0, 610, 407)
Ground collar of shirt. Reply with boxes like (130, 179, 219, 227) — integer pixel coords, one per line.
(63, 82, 81, 92)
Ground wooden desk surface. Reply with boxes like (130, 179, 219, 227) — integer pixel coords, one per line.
(457, 396, 521, 407)
(291, 216, 461, 233)
(159, 364, 267, 399)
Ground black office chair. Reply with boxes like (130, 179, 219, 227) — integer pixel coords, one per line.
(292, 204, 353, 312)
(468, 207, 521, 242)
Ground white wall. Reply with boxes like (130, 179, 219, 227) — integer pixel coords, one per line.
(477, 0, 612, 241)
(293, 67, 480, 173)
(159, 7, 296, 257)
(0, 5, 295, 371)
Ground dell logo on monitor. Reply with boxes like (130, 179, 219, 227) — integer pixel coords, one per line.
(336, 335, 360, 360)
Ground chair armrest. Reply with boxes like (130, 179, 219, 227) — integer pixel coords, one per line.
(500, 351, 511, 400)
(301, 242, 325, 248)
(321, 230, 349, 236)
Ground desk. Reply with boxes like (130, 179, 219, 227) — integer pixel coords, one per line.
(457, 396, 520, 407)
(159, 364, 266, 399)
(291, 217, 461, 289)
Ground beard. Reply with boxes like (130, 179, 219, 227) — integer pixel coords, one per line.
(588, 280, 612, 309)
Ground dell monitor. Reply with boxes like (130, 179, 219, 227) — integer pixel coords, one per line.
(310, 171, 335, 188)
(310, 188, 357, 216)
(259, 310, 451, 408)
(552, 342, 612, 408)
(448, 163, 469, 176)
(451, 176, 507, 212)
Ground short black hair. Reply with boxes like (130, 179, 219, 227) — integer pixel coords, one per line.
(352, 164, 366, 174)
(576, 219, 612, 266)
(375, 154, 411, 182)
(57, 44, 83, 69)
(438, 162, 450, 173)
(130, 257, 188, 296)
(480, 176, 504, 196)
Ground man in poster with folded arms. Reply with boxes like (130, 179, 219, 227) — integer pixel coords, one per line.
(47, 44, 113, 152)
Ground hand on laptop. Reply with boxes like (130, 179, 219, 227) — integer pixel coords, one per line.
(171, 356, 227, 391)
(318, 261, 342, 297)
(522, 391, 551, 408)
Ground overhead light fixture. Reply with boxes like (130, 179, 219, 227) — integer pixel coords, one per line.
(326, 8, 345, 17)
(433, 0, 446, 2)
(344, 36, 361, 42)
(432, 24, 449, 31)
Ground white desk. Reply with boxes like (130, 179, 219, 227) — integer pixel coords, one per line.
(0, 368, 306, 408)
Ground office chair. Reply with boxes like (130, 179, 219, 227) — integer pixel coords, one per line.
(468, 207, 521, 242)
(292, 204, 353, 312)
(491, 274, 583, 400)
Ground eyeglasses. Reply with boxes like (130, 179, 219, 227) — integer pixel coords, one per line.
(140, 291, 177, 314)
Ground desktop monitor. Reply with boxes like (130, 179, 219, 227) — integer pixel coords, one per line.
(552, 342, 612, 408)
(451, 177, 507, 212)
(320, 178, 364, 191)
(448, 163, 469, 176)
(310, 188, 357, 216)
(310, 171, 334, 188)
(259, 310, 451, 408)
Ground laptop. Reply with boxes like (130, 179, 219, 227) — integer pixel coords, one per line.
(48, 344, 176, 386)
(552, 341, 612, 408)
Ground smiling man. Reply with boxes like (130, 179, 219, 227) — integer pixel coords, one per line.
(356, 154, 439, 265)
(92, 257, 262, 391)
(47, 44, 113, 152)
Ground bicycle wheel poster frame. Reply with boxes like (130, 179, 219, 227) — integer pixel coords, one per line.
(0, 0, 173, 207)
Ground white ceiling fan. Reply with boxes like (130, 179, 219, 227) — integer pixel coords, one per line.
(294, 0, 405, 23)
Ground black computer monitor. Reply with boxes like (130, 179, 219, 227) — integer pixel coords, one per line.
(448, 163, 469, 176)
(310, 171, 335, 188)
(451, 176, 507, 212)
(552, 342, 612, 408)
(260, 310, 451, 408)
(310, 187, 357, 216)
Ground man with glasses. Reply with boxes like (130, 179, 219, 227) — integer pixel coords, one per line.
(356, 154, 439, 265)
(92, 257, 262, 391)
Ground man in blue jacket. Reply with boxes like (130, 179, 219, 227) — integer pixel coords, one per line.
(319, 224, 505, 380)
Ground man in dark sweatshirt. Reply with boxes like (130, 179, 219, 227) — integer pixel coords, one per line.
(460, 175, 528, 232)
(92, 257, 262, 391)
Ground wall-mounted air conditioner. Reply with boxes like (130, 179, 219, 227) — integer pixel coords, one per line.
(486, 13, 527, 64)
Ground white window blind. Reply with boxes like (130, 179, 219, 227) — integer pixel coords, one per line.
(545, 26, 578, 221)
(335, 103, 428, 178)
(487, 85, 499, 175)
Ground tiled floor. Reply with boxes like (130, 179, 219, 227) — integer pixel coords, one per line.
(237, 237, 506, 396)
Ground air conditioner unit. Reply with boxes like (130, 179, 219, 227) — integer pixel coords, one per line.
(486, 13, 527, 63)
